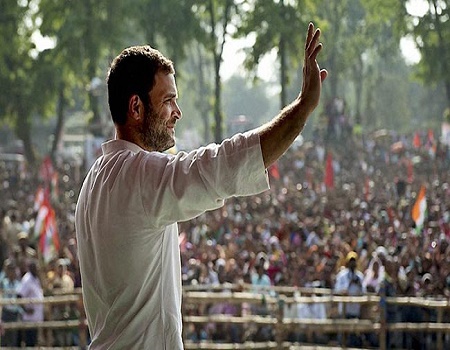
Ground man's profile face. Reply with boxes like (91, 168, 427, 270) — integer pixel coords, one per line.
(138, 72, 182, 152)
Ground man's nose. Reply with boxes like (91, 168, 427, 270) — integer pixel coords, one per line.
(174, 102, 182, 120)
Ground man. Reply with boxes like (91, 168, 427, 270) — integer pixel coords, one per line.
(0, 259, 21, 347)
(251, 260, 272, 289)
(49, 259, 75, 346)
(13, 231, 37, 277)
(334, 251, 366, 347)
(75, 23, 327, 349)
(17, 259, 44, 346)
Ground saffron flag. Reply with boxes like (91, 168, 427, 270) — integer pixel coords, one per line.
(406, 158, 414, 183)
(411, 185, 427, 235)
(364, 177, 370, 201)
(324, 153, 334, 189)
(268, 162, 280, 180)
(413, 132, 421, 148)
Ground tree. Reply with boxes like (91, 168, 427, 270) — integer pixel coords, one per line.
(408, 0, 450, 108)
(192, 0, 239, 142)
(39, 0, 130, 140)
(37, 0, 83, 160)
(0, 0, 43, 165)
(237, 0, 313, 109)
(133, 0, 201, 68)
(317, 0, 409, 129)
(181, 43, 214, 142)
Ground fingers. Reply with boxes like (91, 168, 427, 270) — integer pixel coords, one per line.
(305, 22, 314, 50)
(310, 42, 323, 61)
(305, 22, 324, 63)
(306, 28, 321, 57)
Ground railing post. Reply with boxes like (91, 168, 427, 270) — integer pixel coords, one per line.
(437, 307, 443, 350)
(341, 298, 347, 346)
(77, 293, 88, 349)
(379, 284, 387, 350)
(276, 296, 284, 350)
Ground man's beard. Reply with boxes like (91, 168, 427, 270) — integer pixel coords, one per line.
(138, 104, 175, 152)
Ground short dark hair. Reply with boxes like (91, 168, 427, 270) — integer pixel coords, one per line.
(106, 46, 174, 125)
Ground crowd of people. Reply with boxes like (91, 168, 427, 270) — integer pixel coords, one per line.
(178, 122, 450, 348)
(0, 115, 449, 348)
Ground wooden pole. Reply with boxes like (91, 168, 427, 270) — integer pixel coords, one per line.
(437, 308, 443, 350)
(379, 283, 387, 350)
(275, 297, 284, 350)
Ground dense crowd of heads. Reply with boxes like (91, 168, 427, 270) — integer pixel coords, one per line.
(1, 122, 450, 301)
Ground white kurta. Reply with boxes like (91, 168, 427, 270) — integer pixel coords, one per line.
(334, 268, 366, 317)
(75, 132, 269, 349)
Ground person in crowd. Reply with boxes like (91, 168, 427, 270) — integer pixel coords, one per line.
(14, 231, 36, 258)
(2, 212, 23, 247)
(334, 251, 366, 347)
(251, 254, 272, 291)
(0, 259, 21, 347)
(296, 265, 328, 344)
(48, 258, 75, 346)
(249, 255, 274, 341)
(13, 231, 37, 277)
(17, 259, 44, 346)
(363, 257, 383, 293)
(400, 266, 424, 349)
(380, 256, 399, 349)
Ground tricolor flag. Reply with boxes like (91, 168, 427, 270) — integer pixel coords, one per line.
(51, 172, 59, 201)
(34, 186, 45, 212)
(34, 200, 60, 262)
(40, 206, 60, 263)
(411, 185, 427, 235)
(33, 201, 49, 240)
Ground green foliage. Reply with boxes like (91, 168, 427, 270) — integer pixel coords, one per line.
(190, 0, 240, 142)
(444, 107, 450, 123)
(407, 0, 450, 107)
(235, 0, 313, 107)
(0, 0, 44, 163)
(0, 0, 448, 158)
(130, 0, 202, 67)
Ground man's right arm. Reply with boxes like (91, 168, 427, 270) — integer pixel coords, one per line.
(255, 22, 328, 168)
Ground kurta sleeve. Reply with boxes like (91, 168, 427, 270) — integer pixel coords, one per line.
(139, 131, 270, 227)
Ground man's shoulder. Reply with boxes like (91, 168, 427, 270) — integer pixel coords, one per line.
(336, 268, 349, 278)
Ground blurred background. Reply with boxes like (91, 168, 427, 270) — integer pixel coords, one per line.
(0, 0, 448, 166)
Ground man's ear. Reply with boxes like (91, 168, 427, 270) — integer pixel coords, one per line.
(128, 95, 143, 121)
